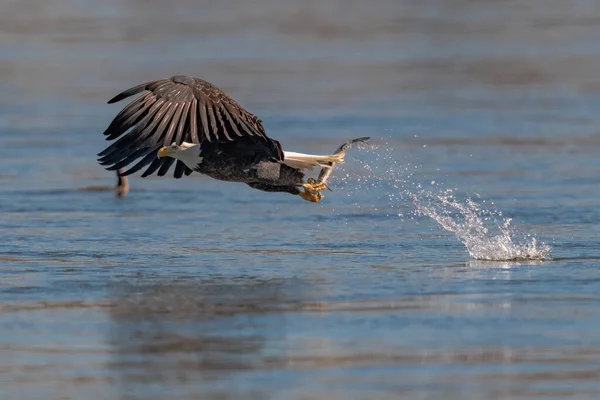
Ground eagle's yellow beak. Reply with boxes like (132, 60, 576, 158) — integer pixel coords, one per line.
(158, 146, 176, 159)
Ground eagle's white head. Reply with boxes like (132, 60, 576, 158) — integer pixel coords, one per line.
(157, 142, 203, 170)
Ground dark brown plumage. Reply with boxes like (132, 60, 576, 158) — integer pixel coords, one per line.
(98, 75, 283, 179)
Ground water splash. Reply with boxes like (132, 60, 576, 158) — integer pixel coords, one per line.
(340, 140, 552, 261)
(408, 187, 552, 261)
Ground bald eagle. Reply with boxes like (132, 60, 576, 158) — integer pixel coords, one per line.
(98, 75, 366, 202)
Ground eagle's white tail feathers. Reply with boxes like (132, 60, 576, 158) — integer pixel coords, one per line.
(283, 150, 345, 171)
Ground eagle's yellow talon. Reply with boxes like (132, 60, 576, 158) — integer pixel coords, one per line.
(299, 178, 327, 202)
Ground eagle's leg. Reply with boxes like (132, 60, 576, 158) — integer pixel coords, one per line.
(299, 178, 327, 203)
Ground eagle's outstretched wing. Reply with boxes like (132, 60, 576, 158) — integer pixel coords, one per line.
(98, 75, 279, 178)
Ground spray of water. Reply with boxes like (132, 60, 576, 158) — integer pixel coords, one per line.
(342, 140, 552, 262)
(408, 187, 551, 261)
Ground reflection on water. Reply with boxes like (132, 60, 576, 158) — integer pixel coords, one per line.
(5, 275, 600, 399)
(107, 278, 286, 399)
(3, 266, 600, 398)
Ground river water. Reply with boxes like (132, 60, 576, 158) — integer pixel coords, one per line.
(2, 1, 600, 399)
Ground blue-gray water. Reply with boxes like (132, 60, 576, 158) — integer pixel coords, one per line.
(2, 1, 600, 399)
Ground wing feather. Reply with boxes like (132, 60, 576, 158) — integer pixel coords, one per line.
(157, 157, 175, 177)
(140, 157, 165, 178)
(174, 101, 191, 146)
(223, 102, 263, 137)
(162, 102, 185, 147)
(189, 98, 199, 144)
(104, 92, 153, 138)
(121, 147, 162, 176)
(206, 105, 219, 140)
(103, 98, 164, 150)
(98, 99, 166, 166)
(198, 100, 211, 141)
(143, 102, 176, 148)
(220, 107, 243, 138)
(98, 75, 278, 178)
(107, 82, 151, 104)
(214, 105, 233, 141)
(108, 146, 157, 172)
(174, 160, 186, 179)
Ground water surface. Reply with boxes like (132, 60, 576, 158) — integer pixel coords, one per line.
(2, 1, 600, 399)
